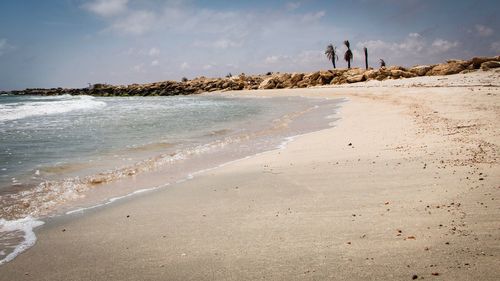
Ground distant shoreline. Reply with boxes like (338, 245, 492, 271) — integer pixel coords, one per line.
(3, 55, 499, 97)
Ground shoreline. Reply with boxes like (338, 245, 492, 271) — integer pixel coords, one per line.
(0, 71, 499, 280)
(0, 95, 344, 265)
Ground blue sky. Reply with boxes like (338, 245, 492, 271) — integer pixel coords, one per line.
(0, 0, 499, 90)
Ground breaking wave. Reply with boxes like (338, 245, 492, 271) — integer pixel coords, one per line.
(0, 95, 106, 122)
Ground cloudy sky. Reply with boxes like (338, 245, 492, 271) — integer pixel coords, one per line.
(0, 0, 499, 90)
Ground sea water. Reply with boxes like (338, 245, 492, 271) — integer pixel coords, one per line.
(0, 93, 343, 265)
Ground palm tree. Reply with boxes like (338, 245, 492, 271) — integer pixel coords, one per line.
(344, 40, 353, 69)
(379, 59, 386, 68)
(363, 47, 368, 70)
(325, 44, 338, 69)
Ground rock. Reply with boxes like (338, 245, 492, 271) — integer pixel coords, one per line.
(258, 77, 276, 89)
(346, 74, 365, 83)
(304, 71, 321, 81)
(290, 73, 304, 86)
(345, 68, 365, 76)
(409, 65, 433, 76)
(388, 65, 408, 71)
(471, 56, 500, 69)
(390, 70, 417, 79)
(389, 70, 404, 78)
(363, 69, 379, 80)
(330, 69, 348, 76)
(480, 61, 500, 70)
(276, 73, 291, 83)
(297, 81, 309, 88)
(318, 71, 334, 84)
(446, 59, 470, 67)
(427, 62, 465, 76)
(330, 76, 345, 85)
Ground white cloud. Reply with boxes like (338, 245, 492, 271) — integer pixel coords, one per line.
(0, 38, 14, 56)
(358, 33, 426, 55)
(264, 55, 282, 64)
(151, 60, 159, 66)
(193, 38, 242, 49)
(83, 0, 128, 17)
(180, 62, 190, 70)
(361, 33, 458, 55)
(491, 41, 500, 53)
(262, 50, 323, 67)
(212, 39, 242, 49)
(109, 10, 156, 35)
(301, 11, 326, 23)
(286, 2, 301, 11)
(148, 47, 160, 56)
(357, 33, 461, 66)
(475, 24, 494, 37)
(132, 63, 145, 73)
(399, 33, 425, 52)
(431, 39, 459, 53)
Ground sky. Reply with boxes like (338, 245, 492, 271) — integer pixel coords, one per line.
(0, 0, 499, 90)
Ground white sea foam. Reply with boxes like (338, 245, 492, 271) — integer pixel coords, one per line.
(0, 95, 106, 122)
(66, 186, 162, 215)
(0, 217, 44, 266)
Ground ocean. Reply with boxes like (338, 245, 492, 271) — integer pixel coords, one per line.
(0, 93, 342, 265)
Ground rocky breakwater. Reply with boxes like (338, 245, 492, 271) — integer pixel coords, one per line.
(5, 56, 499, 96)
(6, 75, 265, 97)
(257, 56, 500, 89)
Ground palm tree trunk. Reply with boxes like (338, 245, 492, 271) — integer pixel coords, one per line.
(332, 59, 336, 69)
(364, 49, 368, 69)
(347, 60, 351, 69)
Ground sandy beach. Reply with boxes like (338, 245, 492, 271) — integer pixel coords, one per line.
(1, 70, 499, 280)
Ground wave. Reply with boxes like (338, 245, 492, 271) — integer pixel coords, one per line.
(0, 95, 106, 122)
(0, 217, 44, 266)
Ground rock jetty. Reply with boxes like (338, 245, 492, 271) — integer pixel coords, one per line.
(6, 56, 499, 96)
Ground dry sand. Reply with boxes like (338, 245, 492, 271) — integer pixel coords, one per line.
(1, 70, 499, 280)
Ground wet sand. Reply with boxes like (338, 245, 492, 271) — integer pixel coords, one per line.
(1, 70, 499, 280)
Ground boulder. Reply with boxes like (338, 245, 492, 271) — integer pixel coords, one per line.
(426, 62, 465, 76)
(258, 77, 276, 89)
(346, 74, 365, 83)
(297, 81, 309, 88)
(471, 56, 500, 69)
(317, 71, 334, 84)
(304, 71, 321, 81)
(345, 68, 365, 76)
(387, 66, 407, 71)
(330, 76, 345, 85)
(276, 73, 291, 83)
(389, 70, 416, 79)
(480, 61, 500, 70)
(363, 69, 379, 80)
(290, 73, 304, 86)
(409, 65, 433, 76)
(330, 69, 348, 77)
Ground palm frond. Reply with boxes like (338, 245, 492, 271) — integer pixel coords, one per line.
(325, 44, 334, 60)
